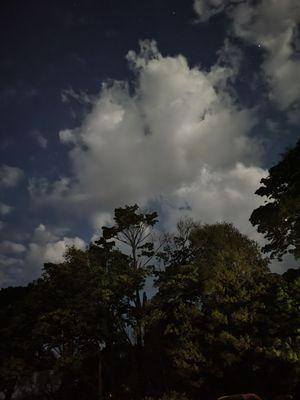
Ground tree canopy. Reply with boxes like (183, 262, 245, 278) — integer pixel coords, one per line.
(250, 139, 300, 261)
(1, 206, 299, 400)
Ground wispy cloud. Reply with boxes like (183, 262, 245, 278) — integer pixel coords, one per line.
(0, 240, 26, 254)
(31, 130, 48, 149)
(0, 202, 13, 216)
(193, 0, 300, 110)
(0, 164, 24, 187)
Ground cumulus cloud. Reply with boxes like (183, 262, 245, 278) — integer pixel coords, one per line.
(90, 211, 114, 242)
(0, 164, 24, 187)
(193, 0, 300, 110)
(0, 223, 86, 288)
(0, 202, 13, 216)
(30, 40, 263, 236)
(25, 223, 86, 272)
(162, 163, 267, 237)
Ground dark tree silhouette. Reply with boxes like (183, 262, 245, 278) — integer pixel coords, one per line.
(1, 207, 299, 400)
(250, 139, 300, 261)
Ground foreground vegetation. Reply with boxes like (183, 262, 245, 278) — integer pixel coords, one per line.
(0, 142, 299, 400)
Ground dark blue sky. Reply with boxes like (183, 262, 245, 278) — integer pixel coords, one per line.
(0, 0, 299, 287)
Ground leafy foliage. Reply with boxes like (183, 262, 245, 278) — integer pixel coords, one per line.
(1, 206, 299, 400)
(148, 223, 299, 398)
(250, 139, 300, 260)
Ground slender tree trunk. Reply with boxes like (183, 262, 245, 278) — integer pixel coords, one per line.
(136, 290, 142, 347)
(98, 353, 103, 400)
(135, 289, 145, 398)
(107, 339, 116, 399)
(132, 239, 145, 397)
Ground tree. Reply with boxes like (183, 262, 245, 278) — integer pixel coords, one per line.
(250, 139, 300, 261)
(97, 204, 162, 397)
(31, 247, 107, 399)
(30, 245, 142, 399)
(3, 205, 299, 400)
(144, 219, 203, 396)
(0, 286, 37, 400)
(259, 269, 300, 398)
(150, 222, 300, 398)
(0, 205, 161, 400)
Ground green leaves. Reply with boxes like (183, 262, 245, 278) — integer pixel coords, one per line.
(147, 222, 300, 395)
(2, 204, 300, 399)
(250, 139, 300, 260)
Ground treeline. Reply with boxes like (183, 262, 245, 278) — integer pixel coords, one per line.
(0, 141, 299, 400)
(0, 211, 299, 400)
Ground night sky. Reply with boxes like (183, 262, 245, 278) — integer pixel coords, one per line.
(0, 0, 299, 287)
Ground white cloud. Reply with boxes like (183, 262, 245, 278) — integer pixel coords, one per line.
(26, 237, 85, 268)
(193, 0, 227, 22)
(30, 41, 260, 219)
(0, 240, 26, 254)
(193, 0, 300, 110)
(24, 40, 277, 271)
(231, 0, 300, 110)
(0, 224, 86, 288)
(31, 223, 57, 243)
(27, 223, 85, 262)
(44, 237, 86, 263)
(90, 211, 113, 230)
(90, 211, 114, 242)
(28, 177, 78, 205)
(0, 202, 13, 216)
(26, 40, 266, 251)
(0, 164, 24, 187)
(161, 163, 267, 238)
(31, 130, 48, 149)
(270, 253, 299, 274)
(24, 224, 85, 282)
(59, 129, 77, 144)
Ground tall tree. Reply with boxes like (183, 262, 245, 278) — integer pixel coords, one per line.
(250, 139, 300, 261)
(259, 269, 300, 398)
(31, 245, 141, 399)
(97, 204, 162, 396)
(150, 222, 300, 398)
(31, 247, 107, 399)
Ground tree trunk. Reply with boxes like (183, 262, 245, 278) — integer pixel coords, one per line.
(135, 290, 145, 398)
(107, 340, 116, 399)
(98, 353, 103, 400)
